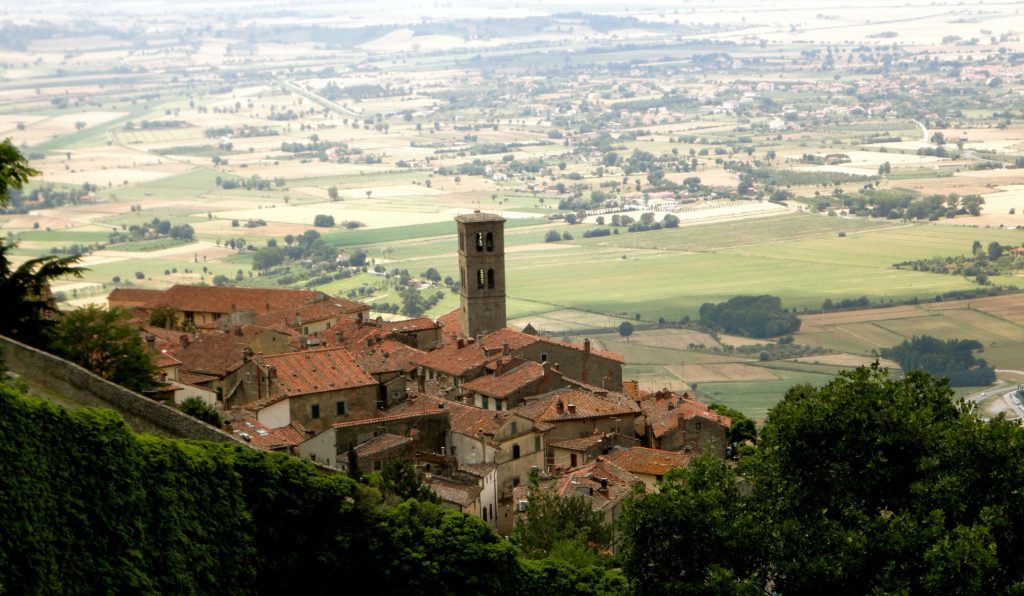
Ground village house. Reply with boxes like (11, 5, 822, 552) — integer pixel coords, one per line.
(513, 458, 643, 542)
(225, 417, 306, 454)
(512, 387, 641, 471)
(233, 347, 379, 432)
(298, 408, 451, 471)
(461, 357, 565, 411)
(427, 476, 483, 518)
(339, 433, 415, 475)
(601, 446, 693, 491)
(638, 390, 731, 458)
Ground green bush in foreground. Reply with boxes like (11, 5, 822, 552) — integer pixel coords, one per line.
(0, 384, 622, 595)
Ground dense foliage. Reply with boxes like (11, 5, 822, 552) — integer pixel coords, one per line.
(698, 295, 801, 338)
(48, 306, 159, 393)
(621, 366, 1024, 595)
(0, 385, 624, 594)
(882, 335, 996, 386)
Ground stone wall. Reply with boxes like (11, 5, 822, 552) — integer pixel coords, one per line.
(1, 335, 240, 443)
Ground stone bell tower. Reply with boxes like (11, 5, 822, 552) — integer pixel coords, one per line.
(456, 210, 506, 338)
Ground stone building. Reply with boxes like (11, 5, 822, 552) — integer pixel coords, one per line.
(456, 211, 507, 339)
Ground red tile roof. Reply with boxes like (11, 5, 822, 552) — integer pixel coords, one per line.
(601, 447, 692, 476)
(438, 308, 462, 340)
(227, 417, 306, 450)
(514, 388, 640, 423)
(380, 318, 440, 333)
(462, 360, 545, 398)
(142, 284, 327, 315)
(427, 477, 482, 508)
(263, 347, 377, 398)
(479, 327, 539, 352)
(108, 288, 162, 304)
(389, 395, 510, 440)
(355, 433, 412, 457)
(174, 326, 287, 378)
(355, 340, 425, 374)
(548, 459, 643, 508)
(548, 434, 608, 452)
(641, 393, 731, 439)
(411, 338, 493, 377)
(331, 409, 448, 429)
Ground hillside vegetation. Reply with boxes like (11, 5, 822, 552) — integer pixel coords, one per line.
(0, 384, 623, 595)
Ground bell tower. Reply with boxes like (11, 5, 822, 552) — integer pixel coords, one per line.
(456, 210, 506, 338)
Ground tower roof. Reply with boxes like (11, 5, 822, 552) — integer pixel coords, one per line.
(455, 210, 505, 223)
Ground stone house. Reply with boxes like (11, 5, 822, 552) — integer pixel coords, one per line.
(234, 347, 379, 432)
(601, 446, 693, 491)
(512, 388, 641, 472)
(639, 390, 731, 458)
(298, 409, 451, 470)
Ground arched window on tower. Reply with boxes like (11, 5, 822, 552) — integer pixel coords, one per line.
(485, 232, 494, 252)
(477, 269, 486, 289)
(476, 232, 484, 252)
(459, 229, 465, 252)
(487, 268, 495, 289)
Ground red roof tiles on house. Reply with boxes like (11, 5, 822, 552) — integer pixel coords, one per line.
(227, 417, 306, 451)
(263, 347, 377, 397)
(355, 433, 412, 457)
(411, 338, 493, 377)
(601, 447, 692, 477)
(462, 360, 545, 398)
(514, 388, 640, 423)
(143, 284, 327, 315)
(641, 393, 731, 439)
(108, 288, 163, 305)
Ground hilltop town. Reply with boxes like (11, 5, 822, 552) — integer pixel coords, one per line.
(91, 211, 733, 530)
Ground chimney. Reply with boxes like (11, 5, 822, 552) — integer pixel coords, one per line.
(567, 403, 577, 414)
(179, 334, 190, 349)
(457, 338, 465, 349)
(300, 335, 308, 349)
(584, 338, 591, 354)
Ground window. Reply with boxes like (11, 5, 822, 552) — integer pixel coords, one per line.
(482, 396, 489, 410)
(510, 421, 518, 434)
(373, 460, 382, 471)
(570, 453, 577, 468)
(244, 372, 252, 384)
(540, 353, 548, 363)
(476, 232, 484, 252)
(485, 232, 494, 251)
(487, 268, 495, 289)
(477, 269, 485, 289)
(695, 422, 703, 430)
(311, 404, 320, 419)
(534, 436, 541, 452)
(483, 508, 488, 522)
(513, 444, 521, 460)
(336, 401, 346, 416)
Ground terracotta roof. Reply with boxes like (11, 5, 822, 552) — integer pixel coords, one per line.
(641, 393, 731, 439)
(389, 395, 510, 440)
(411, 338, 492, 377)
(547, 459, 643, 509)
(380, 318, 440, 333)
(227, 417, 306, 450)
(108, 288, 162, 304)
(549, 434, 608, 452)
(263, 347, 377, 398)
(458, 462, 497, 477)
(253, 299, 370, 329)
(601, 447, 692, 476)
(179, 371, 219, 385)
(438, 308, 462, 340)
(142, 284, 326, 315)
(462, 360, 545, 398)
(427, 477, 482, 508)
(514, 388, 640, 423)
(331, 409, 448, 429)
(478, 327, 539, 352)
(175, 326, 286, 378)
(355, 433, 412, 457)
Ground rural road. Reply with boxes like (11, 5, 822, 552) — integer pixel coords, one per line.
(965, 371, 1024, 420)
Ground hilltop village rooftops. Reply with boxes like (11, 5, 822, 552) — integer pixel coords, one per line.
(463, 360, 546, 398)
(140, 284, 328, 315)
(601, 446, 693, 477)
(641, 390, 732, 439)
(514, 388, 640, 423)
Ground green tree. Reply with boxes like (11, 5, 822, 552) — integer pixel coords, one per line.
(377, 460, 438, 504)
(327, 186, 339, 200)
(511, 469, 613, 560)
(179, 396, 222, 426)
(987, 241, 1003, 259)
(0, 142, 84, 347)
(618, 321, 635, 342)
(251, 247, 284, 271)
(49, 306, 158, 393)
(148, 306, 180, 330)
